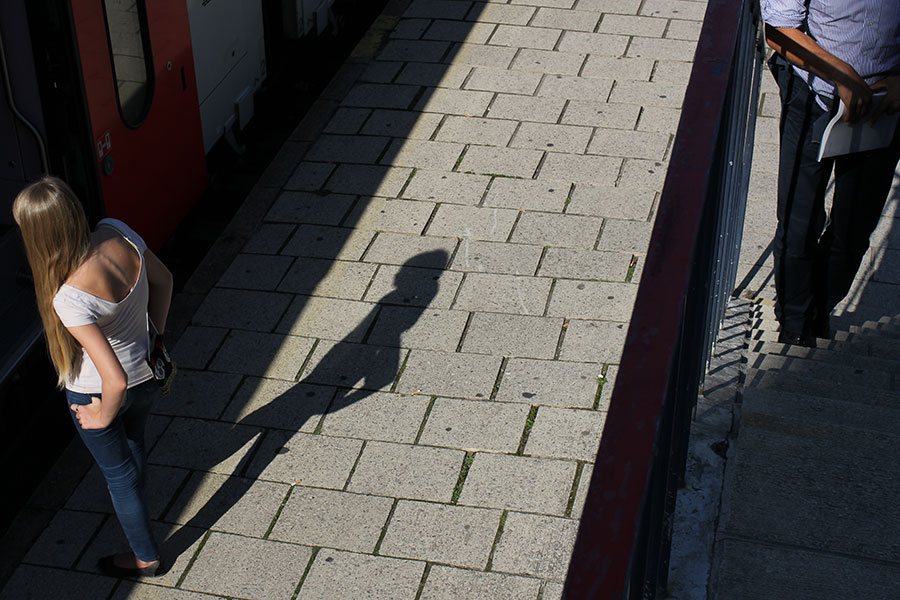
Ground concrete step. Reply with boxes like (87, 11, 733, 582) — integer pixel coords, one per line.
(745, 369, 899, 408)
(747, 340, 900, 374)
(749, 327, 900, 357)
(747, 352, 895, 390)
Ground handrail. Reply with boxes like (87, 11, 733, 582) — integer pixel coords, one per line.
(562, 0, 764, 597)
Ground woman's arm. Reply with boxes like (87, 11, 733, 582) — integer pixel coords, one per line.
(66, 323, 127, 429)
(145, 249, 173, 334)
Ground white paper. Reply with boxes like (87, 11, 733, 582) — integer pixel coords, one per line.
(817, 91, 899, 161)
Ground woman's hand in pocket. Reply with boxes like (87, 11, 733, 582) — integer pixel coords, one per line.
(70, 397, 111, 429)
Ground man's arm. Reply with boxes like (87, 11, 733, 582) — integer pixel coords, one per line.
(764, 24, 872, 123)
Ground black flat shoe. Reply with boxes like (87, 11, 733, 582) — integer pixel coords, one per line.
(777, 329, 816, 348)
(98, 554, 162, 578)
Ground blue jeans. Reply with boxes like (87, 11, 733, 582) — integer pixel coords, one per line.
(66, 380, 159, 562)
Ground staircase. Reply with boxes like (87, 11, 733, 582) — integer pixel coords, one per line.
(708, 302, 900, 599)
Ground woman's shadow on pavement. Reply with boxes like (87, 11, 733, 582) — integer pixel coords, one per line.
(151, 249, 448, 574)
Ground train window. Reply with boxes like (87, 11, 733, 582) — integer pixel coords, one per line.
(103, 0, 154, 127)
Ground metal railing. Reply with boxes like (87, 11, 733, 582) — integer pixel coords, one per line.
(563, 0, 765, 597)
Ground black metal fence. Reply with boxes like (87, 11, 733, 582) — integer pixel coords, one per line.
(563, 0, 765, 597)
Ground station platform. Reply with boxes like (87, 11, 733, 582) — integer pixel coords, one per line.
(1, 0, 898, 599)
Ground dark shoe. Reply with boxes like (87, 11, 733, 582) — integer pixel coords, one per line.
(811, 313, 831, 339)
(777, 329, 815, 348)
(98, 554, 162, 578)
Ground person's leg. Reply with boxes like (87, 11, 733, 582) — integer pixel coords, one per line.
(119, 381, 157, 485)
(816, 128, 900, 318)
(771, 58, 834, 337)
(67, 389, 159, 563)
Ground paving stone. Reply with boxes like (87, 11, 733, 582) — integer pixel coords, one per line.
(511, 0, 575, 8)
(537, 74, 614, 101)
(23, 509, 104, 568)
(305, 134, 390, 164)
(548, 279, 638, 320)
(281, 224, 376, 260)
(343, 83, 421, 109)
(284, 161, 336, 191)
(532, 7, 600, 31)
(537, 248, 630, 281)
(561, 100, 641, 129)
(425, 19, 496, 44)
(427, 204, 519, 241)
(0, 565, 115, 600)
(378, 39, 452, 63)
(269, 487, 393, 552)
(609, 80, 686, 108)
(266, 190, 356, 226)
(420, 565, 542, 600)
(277, 295, 378, 341)
(277, 257, 377, 299)
(448, 42, 518, 69)
(491, 512, 578, 579)
(153, 369, 242, 419)
(367, 306, 469, 351)
(435, 114, 519, 146)
(326, 164, 413, 197)
(589, 128, 671, 160)
(221, 377, 333, 432)
(495, 358, 601, 407)
(210, 330, 315, 380)
(484, 178, 570, 212)
(361, 109, 444, 139)
(571, 463, 594, 519)
(416, 87, 494, 115)
(450, 239, 544, 275)
(321, 390, 430, 443)
(617, 157, 668, 189)
(396, 349, 502, 399)
(382, 139, 465, 170)
(525, 406, 605, 460)
(180, 532, 310, 600)
(365, 264, 463, 309)
(582, 55, 654, 81)
(300, 340, 408, 392)
(149, 417, 264, 475)
(596, 218, 653, 253)
(651, 59, 694, 83)
(380, 500, 501, 568)
(556, 31, 629, 55)
(566, 184, 655, 220)
(66, 464, 188, 520)
(538, 153, 621, 186)
(346, 195, 435, 236)
(486, 94, 566, 123)
(364, 232, 456, 267)
(348, 441, 464, 501)
(405, 0, 472, 19)
(458, 146, 544, 178)
(361, 61, 404, 83)
(402, 169, 491, 205)
(462, 312, 563, 358)
(488, 24, 563, 50)
(636, 106, 682, 134)
(468, 2, 536, 25)
(243, 223, 296, 254)
(419, 397, 530, 452)
(216, 253, 294, 291)
(111, 583, 218, 600)
(640, 0, 708, 20)
(396, 63, 473, 88)
(511, 48, 586, 75)
(297, 549, 425, 600)
(627, 37, 697, 62)
(391, 18, 431, 40)
(558, 318, 628, 362)
(171, 325, 228, 370)
(596, 13, 667, 37)
(511, 122, 592, 153)
(192, 288, 291, 332)
(575, 0, 642, 13)
(453, 273, 553, 315)
(249, 430, 362, 488)
(458, 453, 575, 515)
(164, 472, 288, 537)
(510, 212, 603, 248)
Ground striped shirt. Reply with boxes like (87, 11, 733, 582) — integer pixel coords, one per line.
(761, 1, 900, 103)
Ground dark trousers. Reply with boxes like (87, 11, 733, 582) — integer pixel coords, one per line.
(770, 55, 900, 333)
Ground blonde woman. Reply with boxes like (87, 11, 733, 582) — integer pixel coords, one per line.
(13, 176, 173, 577)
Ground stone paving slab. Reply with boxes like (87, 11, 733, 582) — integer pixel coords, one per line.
(458, 453, 576, 515)
(297, 549, 424, 600)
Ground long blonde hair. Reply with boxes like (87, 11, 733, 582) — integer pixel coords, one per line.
(13, 176, 91, 387)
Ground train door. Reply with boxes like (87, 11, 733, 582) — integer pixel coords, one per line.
(68, 0, 207, 250)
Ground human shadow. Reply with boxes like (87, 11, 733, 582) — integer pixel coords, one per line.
(152, 249, 447, 572)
